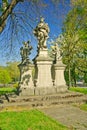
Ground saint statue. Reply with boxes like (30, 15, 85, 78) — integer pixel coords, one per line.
(20, 41, 32, 64)
(33, 17, 50, 49)
(51, 43, 61, 63)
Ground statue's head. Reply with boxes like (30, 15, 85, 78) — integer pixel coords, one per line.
(24, 42, 27, 47)
(40, 17, 44, 23)
(27, 40, 30, 44)
(23, 41, 30, 47)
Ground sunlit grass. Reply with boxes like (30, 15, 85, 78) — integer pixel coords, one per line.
(70, 87, 87, 94)
(80, 103, 87, 111)
(0, 87, 16, 95)
(74, 103, 87, 112)
(0, 109, 68, 130)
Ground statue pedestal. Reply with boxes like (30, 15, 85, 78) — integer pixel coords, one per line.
(34, 49, 56, 95)
(54, 60, 67, 92)
(18, 63, 34, 96)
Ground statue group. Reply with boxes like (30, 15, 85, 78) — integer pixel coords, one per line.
(19, 17, 67, 96)
(20, 17, 61, 64)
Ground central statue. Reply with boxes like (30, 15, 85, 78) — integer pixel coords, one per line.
(33, 17, 50, 49)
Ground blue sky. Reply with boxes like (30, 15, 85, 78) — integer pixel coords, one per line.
(0, 0, 71, 66)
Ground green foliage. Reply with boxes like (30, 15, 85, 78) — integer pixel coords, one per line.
(70, 87, 87, 94)
(13, 82, 18, 88)
(0, 0, 9, 12)
(59, 0, 87, 86)
(0, 66, 12, 84)
(0, 62, 20, 84)
(6, 62, 20, 82)
(0, 87, 16, 95)
(64, 68, 69, 86)
(0, 110, 68, 130)
(84, 73, 87, 83)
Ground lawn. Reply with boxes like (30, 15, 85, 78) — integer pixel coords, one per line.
(0, 109, 68, 130)
(80, 103, 87, 111)
(70, 87, 87, 111)
(0, 87, 16, 95)
(70, 87, 87, 94)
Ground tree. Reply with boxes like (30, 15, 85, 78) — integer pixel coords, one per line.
(60, 0, 87, 86)
(6, 61, 20, 82)
(0, 0, 24, 33)
(0, 66, 12, 85)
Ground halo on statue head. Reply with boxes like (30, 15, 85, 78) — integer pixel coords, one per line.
(40, 17, 44, 22)
(22, 41, 30, 46)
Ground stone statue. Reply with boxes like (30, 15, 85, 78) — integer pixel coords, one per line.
(51, 43, 61, 63)
(20, 41, 32, 64)
(33, 17, 50, 49)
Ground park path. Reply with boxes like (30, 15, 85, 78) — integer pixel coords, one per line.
(39, 104, 87, 130)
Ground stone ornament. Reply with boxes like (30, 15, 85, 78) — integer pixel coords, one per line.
(51, 43, 61, 63)
(20, 41, 32, 64)
(33, 17, 50, 49)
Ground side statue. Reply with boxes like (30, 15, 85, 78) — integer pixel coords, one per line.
(33, 17, 50, 49)
(51, 43, 62, 63)
(20, 41, 32, 64)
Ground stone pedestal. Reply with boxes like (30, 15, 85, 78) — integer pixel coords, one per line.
(18, 63, 35, 96)
(34, 49, 56, 95)
(54, 60, 67, 92)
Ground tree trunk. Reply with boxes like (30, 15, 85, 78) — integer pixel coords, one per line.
(71, 64, 77, 87)
(0, 0, 23, 33)
(68, 63, 71, 89)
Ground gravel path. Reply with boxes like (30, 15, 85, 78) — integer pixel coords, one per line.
(40, 105, 87, 130)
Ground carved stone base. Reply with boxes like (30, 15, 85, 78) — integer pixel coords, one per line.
(56, 85, 68, 93)
(19, 85, 67, 96)
(54, 60, 66, 87)
(19, 87, 35, 96)
(34, 49, 53, 88)
(34, 86, 56, 95)
(33, 85, 67, 95)
(18, 63, 34, 96)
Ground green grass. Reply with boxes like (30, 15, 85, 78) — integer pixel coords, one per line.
(74, 103, 87, 112)
(0, 109, 68, 130)
(70, 87, 87, 94)
(80, 103, 87, 111)
(0, 87, 16, 95)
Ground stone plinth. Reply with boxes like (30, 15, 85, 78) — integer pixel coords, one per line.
(18, 63, 34, 96)
(54, 60, 67, 92)
(34, 49, 56, 95)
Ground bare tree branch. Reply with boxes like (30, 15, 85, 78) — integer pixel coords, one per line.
(0, 0, 23, 33)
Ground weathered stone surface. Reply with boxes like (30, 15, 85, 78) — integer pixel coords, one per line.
(34, 87, 56, 95)
(1, 92, 87, 108)
(33, 44, 54, 90)
(19, 87, 35, 96)
(54, 60, 66, 87)
(40, 104, 87, 130)
(56, 85, 68, 93)
(18, 63, 34, 96)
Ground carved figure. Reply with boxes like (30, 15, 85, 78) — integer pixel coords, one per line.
(33, 17, 50, 49)
(20, 41, 32, 64)
(52, 43, 61, 63)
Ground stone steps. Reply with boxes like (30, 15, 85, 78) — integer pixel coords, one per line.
(0, 91, 87, 108)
